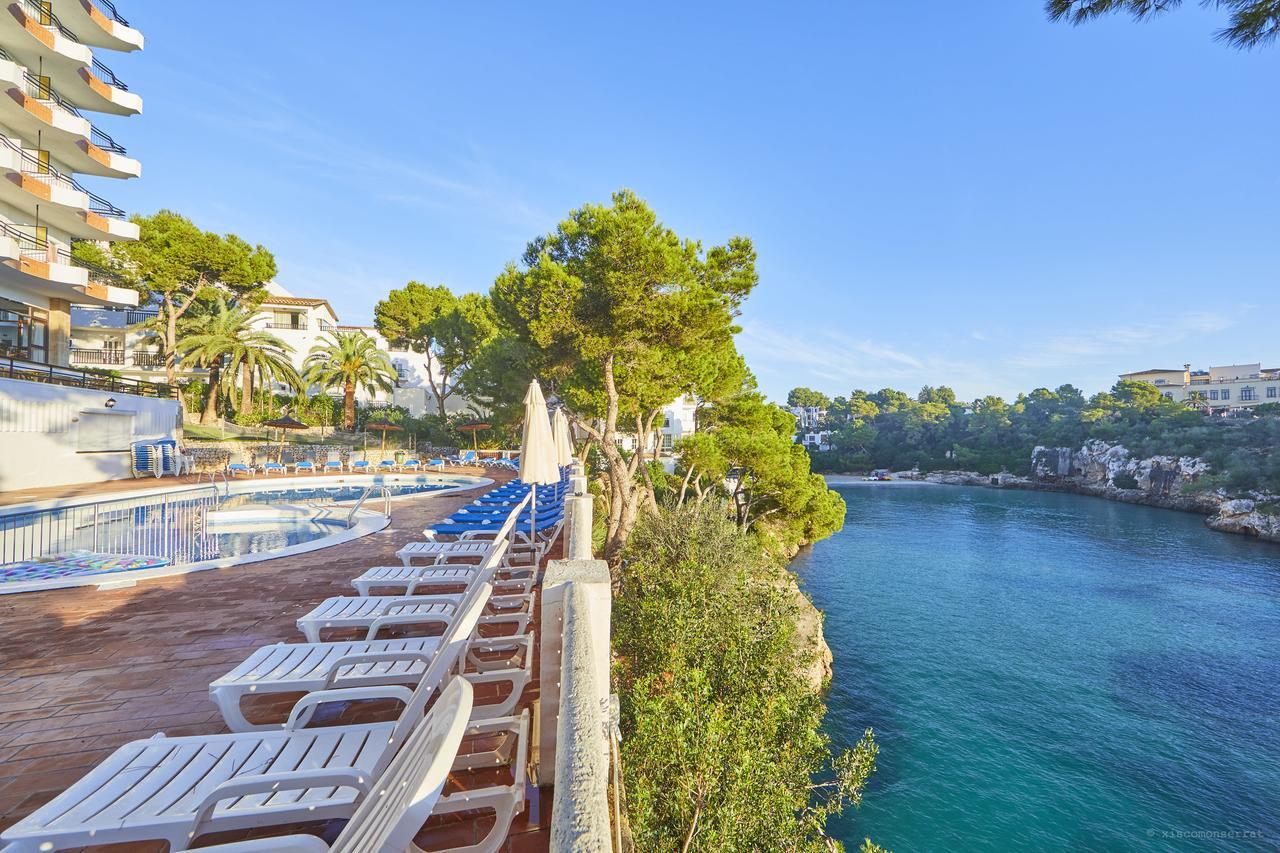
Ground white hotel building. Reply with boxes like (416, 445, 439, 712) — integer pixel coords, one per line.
(0, 3, 182, 490)
(0, 0, 142, 370)
(1120, 363, 1280, 411)
(71, 281, 455, 411)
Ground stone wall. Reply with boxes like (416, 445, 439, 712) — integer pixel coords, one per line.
(183, 442, 356, 471)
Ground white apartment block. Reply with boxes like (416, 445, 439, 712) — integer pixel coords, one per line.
(614, 395, 698, 457)
(789, 405, 827, 430)
(70, 282, 452, 410)
(787, 405, 832, 451)
(331, 322, 464, 415)
(0, 0, 142, 371)
(1120, 363, 1280, 411)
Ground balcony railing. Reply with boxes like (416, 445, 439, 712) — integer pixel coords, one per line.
(265, 320, 308, 331)
(88, 0, 130, 27)
(0, 49, 130, 155)
(0, 219, 50, 258)
(131, 352, 165, 368)
(0, 136, 127, 218)
(11, 0, 130, 91)
(127, 309, 157, 325)
(2, 353, 173, 398)
(69, 347, 124, 365)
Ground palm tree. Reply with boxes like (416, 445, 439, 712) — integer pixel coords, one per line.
(179, 298, 299, 424)
(303, 331, 396, 430)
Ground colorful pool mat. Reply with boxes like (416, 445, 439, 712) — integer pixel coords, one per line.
(0, 552, 171, 583)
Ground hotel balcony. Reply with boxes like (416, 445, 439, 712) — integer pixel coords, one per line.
(0, 52, 140, 178)
(0, 136, 139, 241)
(0, 0, 141, 115)
(71, 304, 155, 328)
(0, 220, 138, 307)
(47, 0, 142, 53)
(68, 343, 122, 365)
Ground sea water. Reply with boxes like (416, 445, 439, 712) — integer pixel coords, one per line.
(793, 484, 1280, 852)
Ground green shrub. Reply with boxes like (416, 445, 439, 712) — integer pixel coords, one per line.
(616, 502, 879, 851)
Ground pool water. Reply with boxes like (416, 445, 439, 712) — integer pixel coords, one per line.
(0, 474, 474, 589)
(217, 482, 449, 509)
(212, 517, 349, 558)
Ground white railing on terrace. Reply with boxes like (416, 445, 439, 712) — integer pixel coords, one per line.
(0, 486, 220, 566)
(539, 471, 621, 852)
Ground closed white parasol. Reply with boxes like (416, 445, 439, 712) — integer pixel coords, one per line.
(519, 380, 560, 545)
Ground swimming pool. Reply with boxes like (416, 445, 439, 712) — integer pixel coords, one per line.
(0, 473, 490, 593)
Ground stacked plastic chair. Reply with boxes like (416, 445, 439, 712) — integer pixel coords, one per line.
(130, 443, 160, 478)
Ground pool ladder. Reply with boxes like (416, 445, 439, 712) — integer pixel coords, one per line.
(346, 486, 392, 528)
(202, 470, 229, 496)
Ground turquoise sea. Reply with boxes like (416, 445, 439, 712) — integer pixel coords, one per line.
(793, 484, 1280, 852)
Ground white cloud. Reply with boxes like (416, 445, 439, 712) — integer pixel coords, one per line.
(1007, 311, 1236, 371)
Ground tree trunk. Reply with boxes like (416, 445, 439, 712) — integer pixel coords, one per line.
(240, 361, 253, 414)
(344, 380, 356, 431)
(598, 355, 635, 566)
(677, 464, 697, 505)
(425, 349, 449, 418)
(199, 364, 221, 424)
(164, 298, 178, 388)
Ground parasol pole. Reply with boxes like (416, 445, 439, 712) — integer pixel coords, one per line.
(530, 482, 537, 552)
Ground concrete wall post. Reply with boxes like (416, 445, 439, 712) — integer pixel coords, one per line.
(539, 559, 611, 787)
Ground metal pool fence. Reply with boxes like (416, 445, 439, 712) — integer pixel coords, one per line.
(0, 486, 222, 566)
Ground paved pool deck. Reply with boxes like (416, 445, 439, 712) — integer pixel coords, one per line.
(0, 467, 553, 852)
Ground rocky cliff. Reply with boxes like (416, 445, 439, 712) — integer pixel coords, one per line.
(1028, 440, 1280, 544)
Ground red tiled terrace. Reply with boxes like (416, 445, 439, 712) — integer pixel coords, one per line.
(0, 466, 553, 851)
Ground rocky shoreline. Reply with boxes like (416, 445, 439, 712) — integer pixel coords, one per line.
(828, 439, 1280, 546)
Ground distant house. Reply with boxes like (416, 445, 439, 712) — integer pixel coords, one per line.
(786, 404, 832, 451)
(614, 395, 698, 459)
(1120, 363, 1280, 411)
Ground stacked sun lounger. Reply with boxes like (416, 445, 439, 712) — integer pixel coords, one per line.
(0, 496, 547, 853)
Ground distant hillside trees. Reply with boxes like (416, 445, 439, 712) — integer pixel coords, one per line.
(796, 381, 1280, 495)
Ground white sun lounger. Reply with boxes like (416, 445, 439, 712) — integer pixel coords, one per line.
(190, 707, 529, 853)
(395, 540, 494, 566)
(0, 589, 494, 853)
(295, 591, 531, 644)
(294, 561, 529, 642)
(209, 632, 532, 731)
(350, 564, 535, 597)
(188, 675, 473, 853)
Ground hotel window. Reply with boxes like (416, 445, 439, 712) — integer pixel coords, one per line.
(1240, 388, 1255, 401)
(34, 74, 51, 100)
(1222, 389, 1230, 400)
(1269, 387, 1278, 398)
(0, 299, 47, 363)
(1209, 390, 1219, 400)
(272, 311, 304, 330)
(35, 150, 50, 175)
(35, 1, 52, 25)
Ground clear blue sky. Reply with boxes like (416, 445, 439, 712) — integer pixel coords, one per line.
(104, 2, 1278, 403)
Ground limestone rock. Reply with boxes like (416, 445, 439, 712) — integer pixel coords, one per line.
(1207, 499, 1280, 543)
